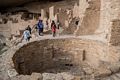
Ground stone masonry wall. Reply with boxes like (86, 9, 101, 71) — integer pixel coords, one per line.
(0, 12, 38, 38)
(76, 0, 101, 35)
(12, 38, 119, 75)
(96, 0, 120, 45)
(109, 0, 120, 46)
(110, 20, 120, 46)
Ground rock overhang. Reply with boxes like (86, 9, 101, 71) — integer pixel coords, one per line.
(0, 0, 64, 8)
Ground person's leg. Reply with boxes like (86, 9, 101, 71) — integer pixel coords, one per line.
(28, 37, 30, 41)
(40, 28, 43, 36)
(39, 29, 41, 35)
(53, 31, 56, 37)
(58, 29, 60, 36)
(52, 31, 54, 37)
(46, 25, 49, 30)
(41, 28, 44, 36)
(42, 28, 43, 33)
(26, 37, 29, 42)
(55, 31, 56, 37)
(30, 31, 31, 34)
(25, 38, 28, 42)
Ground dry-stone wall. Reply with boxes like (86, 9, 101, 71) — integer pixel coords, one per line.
(10, 38, 119, 75)
(76, 0, 100, 35)
(96, 0, 120, 46)
(110, 20, 120, 46)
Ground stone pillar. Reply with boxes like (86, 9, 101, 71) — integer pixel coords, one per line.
(49, 6, 54, 20)
(65, 20, 69, 27)
(73, 3, 79, 18)
(95, 0, 112, 38)
(41, 9, 44, 20)
(54, 14, 58, 23)
(41, 9, 45, 20)
(79, 0, 89, 18)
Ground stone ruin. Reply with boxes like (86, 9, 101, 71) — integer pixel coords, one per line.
(0, 0, 120, 80)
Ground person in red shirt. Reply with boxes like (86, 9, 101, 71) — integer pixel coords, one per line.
(51, 20, 57, 37)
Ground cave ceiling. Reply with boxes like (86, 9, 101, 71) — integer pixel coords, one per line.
(0, 0, 63, 8)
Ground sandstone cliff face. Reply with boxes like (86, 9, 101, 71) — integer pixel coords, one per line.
(0, 0, 36, 8)
(0, 0, 69, 8)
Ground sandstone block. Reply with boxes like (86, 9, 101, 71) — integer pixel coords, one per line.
(7, 69, 18, 78)
(94, 68, 111, 77)
(30, 73, 42, 80)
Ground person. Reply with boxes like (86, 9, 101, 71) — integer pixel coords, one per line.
(37, 20, 44, 36)
(23, 28, 31, 42)
(56, 20, 61, 36)
(51, 20, 57, 37)
(57, 20, 60, 29)
(27, 25, 32, 34)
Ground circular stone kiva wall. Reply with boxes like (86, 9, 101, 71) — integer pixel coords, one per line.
(12, 38, 118, 75)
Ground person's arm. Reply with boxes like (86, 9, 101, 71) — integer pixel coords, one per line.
(42, 23, 44, 28)
(55, 24, 57, 28)
(37, 23, 39, 29)
(51, 24, 52, 29)
(30, 27, 32, 31)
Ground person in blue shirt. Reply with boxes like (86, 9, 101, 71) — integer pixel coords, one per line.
(23, 28, 31, 41)
(37, 20, 44, 36)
